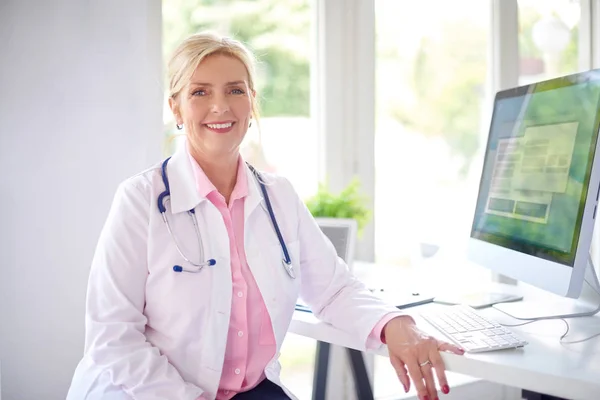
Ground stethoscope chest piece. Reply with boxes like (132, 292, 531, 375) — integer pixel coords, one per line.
(283, 260, 296, 279)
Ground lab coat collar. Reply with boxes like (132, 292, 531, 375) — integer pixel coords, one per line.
(167, 143, 265, 216)
(167, 144, 205, 214)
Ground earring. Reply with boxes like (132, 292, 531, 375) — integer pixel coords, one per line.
(176, 123, 183, 130)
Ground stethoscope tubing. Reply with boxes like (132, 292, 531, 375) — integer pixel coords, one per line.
(158, 157, 294, 278)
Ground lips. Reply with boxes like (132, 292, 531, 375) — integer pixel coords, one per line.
(204, 121, 235, 134)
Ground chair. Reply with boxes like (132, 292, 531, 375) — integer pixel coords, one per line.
(315, 217, 357, 269)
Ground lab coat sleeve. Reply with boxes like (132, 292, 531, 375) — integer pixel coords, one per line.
(287, 179, 402, 351)
(84, 180, 204, 400)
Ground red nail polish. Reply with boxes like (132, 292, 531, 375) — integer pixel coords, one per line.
(442, 384, 450, 394)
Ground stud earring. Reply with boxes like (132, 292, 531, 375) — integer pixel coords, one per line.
(176, 123, 183, 130)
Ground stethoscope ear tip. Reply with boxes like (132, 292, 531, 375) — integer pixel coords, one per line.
(208, 259, 217, 266)
(173, 265, 183, 272)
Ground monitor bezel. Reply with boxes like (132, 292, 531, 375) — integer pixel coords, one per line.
(468, 69, 600, 298)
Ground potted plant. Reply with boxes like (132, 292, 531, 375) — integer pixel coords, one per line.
(304, 178, 372, 237)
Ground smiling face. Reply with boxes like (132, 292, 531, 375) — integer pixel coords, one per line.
(170, 53, 254, 161)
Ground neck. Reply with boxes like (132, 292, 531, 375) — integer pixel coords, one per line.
(192, 150, 239, 202)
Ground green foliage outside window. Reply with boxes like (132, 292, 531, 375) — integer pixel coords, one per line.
(162, 0, 311, 118)
(163, 0, 579, 176)
(383, 19, 488, 175)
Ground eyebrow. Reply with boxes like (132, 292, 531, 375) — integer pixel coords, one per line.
(189, 80, 246, 86)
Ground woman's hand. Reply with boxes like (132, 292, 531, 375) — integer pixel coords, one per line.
(383, 315, 465, 400)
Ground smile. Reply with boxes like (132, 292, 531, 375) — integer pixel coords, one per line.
(206, 122, 233, 129)
(204, 121, 235, 134)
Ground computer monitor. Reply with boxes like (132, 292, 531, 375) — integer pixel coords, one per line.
(468, 69, 600, 317)
(316, 217, 357, 268)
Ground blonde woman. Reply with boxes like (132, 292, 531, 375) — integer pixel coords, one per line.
(67, 32, 464, 400)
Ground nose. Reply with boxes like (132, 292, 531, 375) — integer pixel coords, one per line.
(210, 92, 230, 114)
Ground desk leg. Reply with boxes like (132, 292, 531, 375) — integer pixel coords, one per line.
(347, 348, 374, 400)
(312, 341, 330, 400)
(311, 342, 374, 400)
(522, 390, 569, 400)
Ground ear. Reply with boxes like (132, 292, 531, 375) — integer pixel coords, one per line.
(168, 96, 182, 125)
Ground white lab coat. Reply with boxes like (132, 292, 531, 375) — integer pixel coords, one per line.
(66, 145, 399, 400)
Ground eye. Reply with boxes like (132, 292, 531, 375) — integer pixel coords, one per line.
(231, 88, 245, 95)
(192, 89, 207, 96)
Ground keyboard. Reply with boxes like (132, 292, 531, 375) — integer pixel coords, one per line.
(420, 305, 528, 353)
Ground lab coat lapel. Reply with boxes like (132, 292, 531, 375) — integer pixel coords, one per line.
(243, 163, 265, 221)
(166, 145, 206, 214)
(243, 165, 279, 307)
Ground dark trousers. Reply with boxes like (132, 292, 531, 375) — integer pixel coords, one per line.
(231, 379, 291, 400)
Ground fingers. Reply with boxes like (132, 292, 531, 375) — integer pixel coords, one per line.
(405, 358, 428, 400)
(390, 356, 410, 393)
(387, 326, 466, 400)
(438, 340, 465, 355)
(434, 340, 464, 395)
(429, 349, 450, 395)
(405, 337, 456, 400)
(419, 360, 438, 400)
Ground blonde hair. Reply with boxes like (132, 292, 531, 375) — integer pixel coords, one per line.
(167, 31, 260, 122)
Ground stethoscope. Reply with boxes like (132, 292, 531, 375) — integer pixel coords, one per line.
(157, 157, 295, 279)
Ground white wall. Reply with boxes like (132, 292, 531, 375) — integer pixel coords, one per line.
(0, 1, 163, 398)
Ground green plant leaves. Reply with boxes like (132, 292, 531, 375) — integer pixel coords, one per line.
(304, 178, 372, 236)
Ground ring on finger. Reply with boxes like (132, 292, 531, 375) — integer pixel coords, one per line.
(419, 360, 432, 367)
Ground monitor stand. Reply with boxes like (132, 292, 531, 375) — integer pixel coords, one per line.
(493, 256, 600, 320)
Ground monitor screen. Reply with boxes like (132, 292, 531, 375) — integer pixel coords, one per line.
(471, 72, 600, 267)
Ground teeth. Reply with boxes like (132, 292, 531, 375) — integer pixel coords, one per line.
(207, 122, 233, 129)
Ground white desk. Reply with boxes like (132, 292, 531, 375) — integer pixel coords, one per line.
(289, 262, 600, 400)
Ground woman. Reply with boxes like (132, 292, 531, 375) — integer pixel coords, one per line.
(67, 32, 464, 400)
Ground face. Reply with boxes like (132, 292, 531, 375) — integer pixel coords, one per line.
(170, 53, 254, 161)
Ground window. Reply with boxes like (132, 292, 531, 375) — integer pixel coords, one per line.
(518, 0, 582, 85)
(162, 0, 318, 393)
(373, 0, 491, 394)
(373, 0, 491, 269)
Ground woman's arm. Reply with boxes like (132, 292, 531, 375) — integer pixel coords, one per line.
(283, 178, 464, 400)
(84, 180, 205, 400)
(284, 178, 400, 349)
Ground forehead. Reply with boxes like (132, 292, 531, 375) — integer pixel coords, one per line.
(190, 53, 249, 84)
